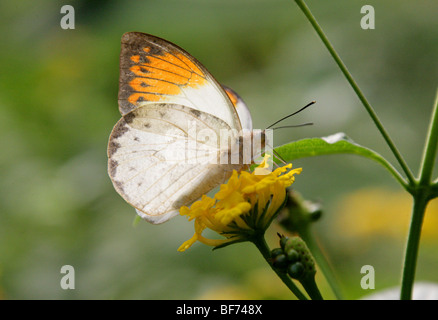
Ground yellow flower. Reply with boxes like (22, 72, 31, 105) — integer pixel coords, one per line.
(178, 156, 302, 251)
(335, 188, 438, 242)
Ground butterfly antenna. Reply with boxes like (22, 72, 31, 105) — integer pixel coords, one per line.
(266, 101, 316, 129)
(271, 122, 314, 130)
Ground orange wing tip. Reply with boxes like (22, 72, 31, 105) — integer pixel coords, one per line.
(130, 55, 140, 63)
(225, 89, 239, 107)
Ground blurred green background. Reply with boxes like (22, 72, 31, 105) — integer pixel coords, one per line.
(0, 0, 437, 299)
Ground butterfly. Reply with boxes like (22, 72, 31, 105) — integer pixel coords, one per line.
(107, 32, 266, 224)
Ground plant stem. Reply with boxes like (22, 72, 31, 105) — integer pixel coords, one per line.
(300, 276, 323, 300)
(300, 227, 343, 300)
(293, 0, 416, 186)
(252, 235, 308, 300)
(400, 90, 438, 299)
(418, 90, 438, 187)
(431, 181, 438, 198)
(400, 194, 428, 300)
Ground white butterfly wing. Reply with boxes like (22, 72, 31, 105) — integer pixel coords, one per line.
(108, 103, 242, 224)
(109, 32, 255, 224)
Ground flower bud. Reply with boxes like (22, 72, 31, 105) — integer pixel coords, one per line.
(279, 235, 289, 250)
(285, 248, 300, 262)
(287, 262, 305, 279)
(272, 253, 288, 270)
(277, 190, 323, 234)
(271, 248, 284, 259)
(283, 236, 316, 280)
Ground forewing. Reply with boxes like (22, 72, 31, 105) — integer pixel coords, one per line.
(118, 32, 241, 131)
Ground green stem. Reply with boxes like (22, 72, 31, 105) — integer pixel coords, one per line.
(431, 181, 438, 198)
(293, 0, 415, 187)
(300, 227, 343, 300)
(251, 235, 308, 300)
(300, 276, 323, 300)
(400, 194, 428, 300)
(418, 90, 438, 187)
(400, 90, 438, 299)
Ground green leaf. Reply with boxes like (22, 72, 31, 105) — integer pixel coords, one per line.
(274, 132, 407, 188)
